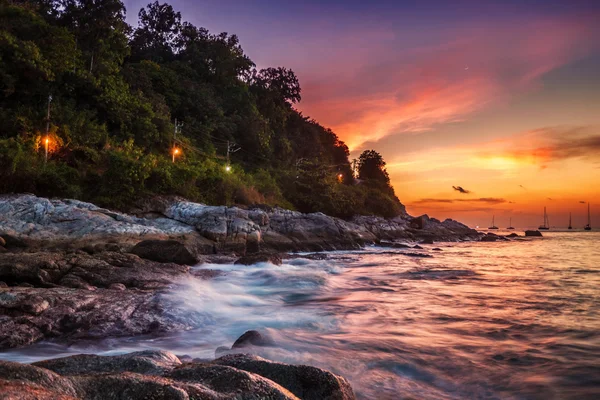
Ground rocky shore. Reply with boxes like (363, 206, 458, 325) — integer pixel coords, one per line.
(0, 348, 355, 399)
(0, 194, 479, 398)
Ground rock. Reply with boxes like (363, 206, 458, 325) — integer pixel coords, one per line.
(0, 251, 189, 290)
(0, 281, 7, 288)
(481, 235, 498, 242)
(130, 239, 198, 265)
(167, 364, 298, 399)
(432, 248, 442, 251)
(0, 234, 27, 249)
(0, 236, 5, 246)
(108, 283, 126, 290)
(232, 330, 276, 349)
(33, 350, 182, 376)
(420, 238, 435, 244)
(1, 351, 356, 399)
(0, 287, 194, 349)
(506, 233, 519, 238)
(214, 353, 356, 400)
(525, 230, 543, 237)
(412, 244, 423, 249)
(235, 252, 283, 266)
(0, 360, 78, 398)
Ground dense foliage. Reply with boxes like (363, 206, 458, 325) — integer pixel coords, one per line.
(0, 0, 404, 218)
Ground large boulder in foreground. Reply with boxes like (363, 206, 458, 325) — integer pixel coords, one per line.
(130, 239, 198, 265)
(1, 350, 356, 400)
(214, 354, 355, 400)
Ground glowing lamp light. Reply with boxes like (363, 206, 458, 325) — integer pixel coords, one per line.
(225, 165, 232, 172)
(172, 147, 181, 163)
(45, 138, 49, 145)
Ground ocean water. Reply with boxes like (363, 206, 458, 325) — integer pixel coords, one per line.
(2, 231, 600, 399)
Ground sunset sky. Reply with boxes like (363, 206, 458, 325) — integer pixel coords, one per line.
(126, 0, 600, 228)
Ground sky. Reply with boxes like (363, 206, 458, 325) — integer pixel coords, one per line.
(125, 0, 600, 228)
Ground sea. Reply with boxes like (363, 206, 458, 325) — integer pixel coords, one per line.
(2, 230, 599, 399)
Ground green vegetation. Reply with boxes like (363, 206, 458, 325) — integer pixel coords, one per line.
(0, 0, 404, 218)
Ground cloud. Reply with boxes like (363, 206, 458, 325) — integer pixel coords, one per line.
(476, 126, 600, 167)
(296, 13, 600, 149)
(452, 186, 471, 194)
(412, 198, 506, 205)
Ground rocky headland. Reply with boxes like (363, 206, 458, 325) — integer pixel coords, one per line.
(0, 193, 479, 398)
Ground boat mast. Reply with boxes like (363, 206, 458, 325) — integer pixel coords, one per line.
(589, 203, 592, 226)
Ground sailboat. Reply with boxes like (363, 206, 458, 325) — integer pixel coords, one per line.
(538, 207, 550, 230)
(568, 213, 572, 230)
(488, 215, 499, 230)
(507, 217, 515, 230)
(584, 203, 592, 231)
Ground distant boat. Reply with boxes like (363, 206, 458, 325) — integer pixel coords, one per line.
(507, 217, 515, 230)
(488, 215, 499, 230)
(585, 203, 592, 231)
(568, 213, 572, 230)
(538, 207, 550, 230)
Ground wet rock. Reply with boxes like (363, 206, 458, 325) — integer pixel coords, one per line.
(33, 350, 181, 376)
(525, 230, 543, 237)
(0, 251, 189, 290)
(0, 287, 193, 349)
(0, 281, 7, 288)
(167, 363, 298, 399)
(432, 248, 442, 251)
(0, 236, 5, 247)
(412, 244, 424, 249)
(214, 353, 356, 400)
(232, 330, 277, 349)
(108, 283, 126, 290)
(506, 233, 519, 238)
(235, 253, 283, 266)
(1, 350, 356, 400)
(0, 360, 78, 398)
(481, 235, 498, 242)
(130, 239, 198, 265)
(420, 238, 435, 244)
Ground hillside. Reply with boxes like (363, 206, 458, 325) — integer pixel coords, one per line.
(0, 0, 403, 219)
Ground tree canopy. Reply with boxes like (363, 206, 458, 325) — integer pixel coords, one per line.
(0, 0, 404, 218)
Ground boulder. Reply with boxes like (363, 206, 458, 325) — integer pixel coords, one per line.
(0, 360, 78, 398)
(33, 350, 182, 376)
(168, 364, 298, 399)
(232, 330, 277, 349)
(235, 253, 283, 266)
(130, 239, 198, 265)
(506, 233, 519, 238)
(525, 230, 543, 237)
(0, 287, 194, 350)
(480, 235, 498, 242)
(214, 353, 356, 400)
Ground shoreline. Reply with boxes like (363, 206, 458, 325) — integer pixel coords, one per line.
(0, 193, 480, 398)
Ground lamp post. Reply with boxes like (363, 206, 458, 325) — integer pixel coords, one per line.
(44, 94, 52, 165)
(172, 148, 180, 163)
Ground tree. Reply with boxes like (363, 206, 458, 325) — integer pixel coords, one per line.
(130, 1, 181, 62)
(251, 67, 301, 104)
(358, 150, 390, 184)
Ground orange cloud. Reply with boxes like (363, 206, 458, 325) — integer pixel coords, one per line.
(297, 14, 600, 150)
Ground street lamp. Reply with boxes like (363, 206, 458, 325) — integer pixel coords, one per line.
(225, 165, 232, 172)
(44, 137, 50, 164)
(172, 148, 180, 163)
